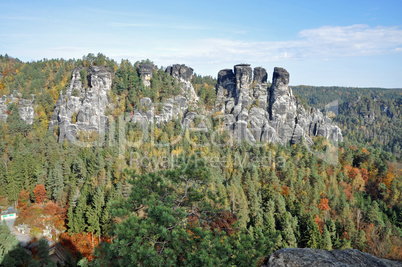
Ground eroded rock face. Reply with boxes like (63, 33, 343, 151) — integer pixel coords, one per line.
(253, 67, 268, 109)
(50, 63, 342, 147)
(216, 64, 343, 145)
(49, 66, 112, 142)
(0, 93, 34, 124)
(216, 69, 236, 106)
(131, 94, 207, 133)
(166, 64, 199, 103)
(138, 63, 154, 87)
(264, 248, 401, 267)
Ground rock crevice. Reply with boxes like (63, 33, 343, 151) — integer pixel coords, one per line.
(50, 63, 342, 146)
(216, 65, 342, 145)
(49, 66, 112, 142)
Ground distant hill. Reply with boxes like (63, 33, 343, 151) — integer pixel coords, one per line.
(293, 86, 402, 157)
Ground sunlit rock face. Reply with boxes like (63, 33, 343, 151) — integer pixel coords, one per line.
(216, 64, 343, 145)
(166, 64, 199, 103)
(138, 63, 154, 87)
(0, 93, 34, 124)
(49, 66, 112, 142)
(50, 63, 342, 146)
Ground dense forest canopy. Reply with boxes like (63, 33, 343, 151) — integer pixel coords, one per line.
(292, 86, 402, 157)
(0, 53, 401, 265)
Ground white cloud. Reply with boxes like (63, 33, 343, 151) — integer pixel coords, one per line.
(142, 24, 402, 73)
(298, 24, 402, 57)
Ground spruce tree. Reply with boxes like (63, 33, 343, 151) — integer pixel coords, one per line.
(299, 213, 321, 249)
(87, 187, 104, 238)
(0, 221, 19, 262)
(322, 225, 333, 250)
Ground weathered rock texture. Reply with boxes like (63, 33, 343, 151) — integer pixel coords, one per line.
(131, 63, 205, 130)
(131, 95, 207, 132)
(49, 66, 112, 142)
(138, 63, 154, 87)
(50, 63, 343, 146)
(166, 64, 199, 103)
(216, 65, 342, 145)
(264, 248, 401, 267)
(0, 93, 34, 124)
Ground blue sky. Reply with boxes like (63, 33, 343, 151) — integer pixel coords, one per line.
(1, 0, 401, 88)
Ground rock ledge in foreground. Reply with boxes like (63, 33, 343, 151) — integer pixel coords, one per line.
(263, 248, 401, 267)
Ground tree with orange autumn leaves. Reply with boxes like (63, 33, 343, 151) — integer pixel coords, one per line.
(33, 184, 46, 204)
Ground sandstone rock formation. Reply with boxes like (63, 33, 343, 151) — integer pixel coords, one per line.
(49, 62, 343, 147)
(216, 65, 343, 145)
(165, 64, 199, 103)
(138, 63, 154, 87)
(131, 64, 205, 130)
(0, 93, 34, 124)
(131, 94, 207, 132)
(49, 66, 112, 142)
(263, 248, 401, 267)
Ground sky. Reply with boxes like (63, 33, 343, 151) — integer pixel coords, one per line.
(1, 0, 402, 88)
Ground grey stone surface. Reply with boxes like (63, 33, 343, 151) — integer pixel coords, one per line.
(49, 66, 112, 142)
(263, 248, 402, 267)
(138, 63, 154, 87)
(166, 64, 198, 103)
(49, 63, 342, 147)
(234, 64, 253, 105)
(215, 64, 343, 145)
(0, 93, 34, 124)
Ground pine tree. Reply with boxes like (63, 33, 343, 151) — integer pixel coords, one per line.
(354, 229, 367, 252)
(282, 213, 297, 247)
(69, 186, 89, 234)
(322, 225, 333, 250)
(47, 162, 64, 203)
(326, 218, 338, 245)
(100, 198, 112, 236)
(246, 171, 263, 228)
(36, 238, 51, 266)
(367, 201, 384, 227)
(0, 221, 19, 262)
(263, 200, 276, 236)
(299, 213, 321, 249)
(87, 187, 104, 238)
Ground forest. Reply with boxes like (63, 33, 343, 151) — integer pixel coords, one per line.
(0, 54, 401, 266)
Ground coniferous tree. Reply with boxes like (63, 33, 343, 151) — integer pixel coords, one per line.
(0, 221, 19, 262)
(322, 225, 333, 250)
(282, 213, 297, 247)
(87, 187, 104, 239)
(69, 186, 89, 234)
(299, 213, 321, 249)
(36, 238, 52, 266)
(47, 162, 64, 203)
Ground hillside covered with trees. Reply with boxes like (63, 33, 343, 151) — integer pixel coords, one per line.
(292, 85, 402, 157)
(0, 54, 401, 265)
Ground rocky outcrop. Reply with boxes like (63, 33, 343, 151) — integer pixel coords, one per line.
(263, 248, 401, 267)
(0, 93, 34, 124)
(216, 65, 342, 145)
(49, 66, 112, 142)
(130, 63, 205, 130)
(138, 63, 154, 87)
(50, 62, 342, 146)
(131, 95, 207, 132)
(166, 64, 199, 103)
(253, 67, 269, 109)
